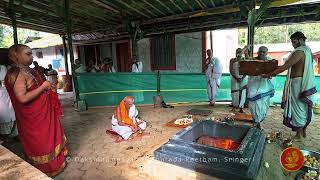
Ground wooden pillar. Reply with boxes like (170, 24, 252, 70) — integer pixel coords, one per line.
(247, 1, 256, 57)
(247, 25, 254, 57)
(9, 0, 18, 45)
(209, 30, 213, 51)
(62, 36, 70, 76)
(201, 31, 207, 72)
(65, 0, 79, 101)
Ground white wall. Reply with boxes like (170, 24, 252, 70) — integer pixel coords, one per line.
(137, 38, 151, 72)
(175, 32, 202, 73)
(206, 29, 239, 73)
(32, 46, 78, 76)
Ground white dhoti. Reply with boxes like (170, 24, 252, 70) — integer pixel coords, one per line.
(207, 78, 220, 104)
(231, 61, 248, 108)
(205, 57, 222, 104)
(111, 105, 146, 140)
(0, 87, 18, 136)
(248, 76, 274, 123)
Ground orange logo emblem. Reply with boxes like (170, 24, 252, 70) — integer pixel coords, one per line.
(280, 147, 304, 172)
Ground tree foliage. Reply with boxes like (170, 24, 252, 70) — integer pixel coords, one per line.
(0, 24, 40, 48)
(239, 23, 320, 46)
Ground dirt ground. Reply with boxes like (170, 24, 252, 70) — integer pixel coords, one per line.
(4, 92, 320, 180)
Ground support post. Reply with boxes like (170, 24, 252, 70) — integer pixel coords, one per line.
(62, 36, 70, 76)
(247, 25, 254, 57)
(61, 35, 73, 92)
(9, 0, 18, 45)
(65, 0, 84, 110)
(209, 30, 213, 51)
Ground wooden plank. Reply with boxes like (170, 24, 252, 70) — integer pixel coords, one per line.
(0, 145, 52, 179)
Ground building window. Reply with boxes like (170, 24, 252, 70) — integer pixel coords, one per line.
(36, 51, 43, 58)
(150, 34, 176, 70)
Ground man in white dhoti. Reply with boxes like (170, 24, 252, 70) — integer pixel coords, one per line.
(230, 48, 248, 113)
(111, 96, 146, 142)
(204, 49, 223, 106)
(131, 55, 144, 103)
(131, 55, 143, 73)
(0, 65, 18, 142)
(248, 46, 274, 129)
(263, 32, 316, 139)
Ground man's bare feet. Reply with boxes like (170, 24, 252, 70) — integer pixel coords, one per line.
(291, 130, 303, 141)
(115, 136, 125, 143)
(253, 123, 263, 130)
(302, 127, 307, 138)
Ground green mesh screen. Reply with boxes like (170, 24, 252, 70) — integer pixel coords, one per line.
(77, 73, 320, 107)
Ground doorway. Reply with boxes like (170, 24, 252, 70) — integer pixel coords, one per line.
(116, 42, 131, 72)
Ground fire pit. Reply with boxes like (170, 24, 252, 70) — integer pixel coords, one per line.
(154, 120, 266, 180)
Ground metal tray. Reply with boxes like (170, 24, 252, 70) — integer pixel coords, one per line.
(301, 149, 320, 171)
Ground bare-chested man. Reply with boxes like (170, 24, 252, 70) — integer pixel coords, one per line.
(263, 32, 317, 139)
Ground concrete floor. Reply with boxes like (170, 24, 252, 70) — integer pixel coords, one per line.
(4, 92, 320, 180)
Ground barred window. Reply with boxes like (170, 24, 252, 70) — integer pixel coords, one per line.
(150, 34, 176, 70)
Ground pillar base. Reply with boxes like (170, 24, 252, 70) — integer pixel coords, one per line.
(75, 100, 87, 111)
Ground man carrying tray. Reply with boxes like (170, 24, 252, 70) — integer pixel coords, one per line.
(247, 46, 275, 129)
(263, 32, 316, 139)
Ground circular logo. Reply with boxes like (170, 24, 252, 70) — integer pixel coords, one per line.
(280, 147, 304, 172)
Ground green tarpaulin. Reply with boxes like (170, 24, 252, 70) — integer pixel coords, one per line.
(77, 73, 320, 107)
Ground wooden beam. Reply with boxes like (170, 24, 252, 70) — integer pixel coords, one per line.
(142, 0, 167, 16)
(155, 0, 175, 15)
(92, 0, 119, 13)
(169, 0, 184, 13)
(116, 1, 151, 18)
(182, 0, 194, 11)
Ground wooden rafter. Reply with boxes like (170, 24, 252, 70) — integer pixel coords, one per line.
(134, 2, 158, 17)
(69, 3, 114, 23)
(92, 0, 119, 13)
(142, 0, 167, 16)
(210, 0, 216, 7)
(155, 0, 175, 15)
(142, 4, 237, 25)
(116, 1, 151, 18)
(98, 0, 126, 14)
(169, 0, 184, 13)
(195, 0, 205, 9)
(182, 0, 194, 11)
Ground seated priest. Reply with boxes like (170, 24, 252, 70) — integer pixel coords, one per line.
(111, 96, 147, 141)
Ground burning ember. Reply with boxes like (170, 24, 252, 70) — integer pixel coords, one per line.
(197, 135, 240, 151)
